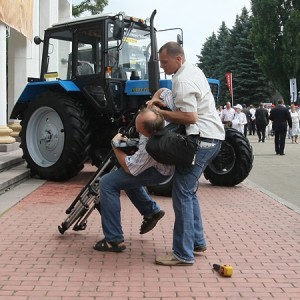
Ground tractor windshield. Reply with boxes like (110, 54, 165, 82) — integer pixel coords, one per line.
(108, 26, 151, 80)
(42, 16, 152, 82)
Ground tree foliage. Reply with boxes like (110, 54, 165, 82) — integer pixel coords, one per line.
(250, 0, 300, 103)
(72, 0, 108, 17)
(198, 8, 274, 106)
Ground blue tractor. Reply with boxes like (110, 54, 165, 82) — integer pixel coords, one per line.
(10, 10, 253, 194)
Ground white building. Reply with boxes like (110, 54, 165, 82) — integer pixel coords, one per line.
(0, 0, 72, 148)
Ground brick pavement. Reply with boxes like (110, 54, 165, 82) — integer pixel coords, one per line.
(0, 164, 299, 299)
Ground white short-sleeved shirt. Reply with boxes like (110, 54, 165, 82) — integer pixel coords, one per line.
(172, 62, 225, 140)
(221, 108, 235, 122)
(125, 135, 174, 176)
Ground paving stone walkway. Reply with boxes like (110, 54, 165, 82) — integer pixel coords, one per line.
(0, 164, 299, 299)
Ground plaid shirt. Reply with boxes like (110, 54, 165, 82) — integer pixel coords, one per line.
(125, 135, 174, 176)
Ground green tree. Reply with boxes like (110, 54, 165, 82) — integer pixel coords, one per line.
(225, 8, 274, 105)
(73, 0, 108, 17)
(198, 8, 274, 106)
(197, 33, 219, 77)
(197, 22, 231, 105)
(214, 22, 231, 103)
(250, 0, 300, 103)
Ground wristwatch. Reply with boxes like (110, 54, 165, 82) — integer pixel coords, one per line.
(111, 140, 119, 148)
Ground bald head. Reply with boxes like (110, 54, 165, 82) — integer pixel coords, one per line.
(135, 108, 164, 137)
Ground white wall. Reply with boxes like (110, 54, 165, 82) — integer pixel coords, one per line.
(0, 23, 7, 126)
(6, 0, 72, 120)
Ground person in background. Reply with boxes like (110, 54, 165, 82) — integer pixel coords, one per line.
(269, 99, 292, 155)
(217, 105, 223, 118)
(290, 104, 300, 144)
(232, 104, 248, 134)
(249, 105, 256, 135)
(242, 104, 251, 137)
(220, 102, 235, 127)
(255, 103, 269, 143)
(147, 41, 225, 266)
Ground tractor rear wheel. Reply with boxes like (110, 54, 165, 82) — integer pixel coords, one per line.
(149, 127, 253, 196)
(204, 127, 253, 186)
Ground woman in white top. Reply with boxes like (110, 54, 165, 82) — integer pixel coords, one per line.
(232, 104, 248, 134)
(290, 104, 300, 144)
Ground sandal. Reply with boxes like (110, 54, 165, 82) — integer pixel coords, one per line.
(93, 239, 126, 252)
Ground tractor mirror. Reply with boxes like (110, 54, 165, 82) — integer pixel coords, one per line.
(177, 34, 183, 46)
(34, 36, 43, 45)
(112, 15, 124, 40)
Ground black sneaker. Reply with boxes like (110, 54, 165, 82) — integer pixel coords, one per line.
(140, 210, 165, 234)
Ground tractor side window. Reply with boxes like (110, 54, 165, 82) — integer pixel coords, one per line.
(46, 38, 72, 80)
(76, 43, 96, 75)
(76, 28, 102, 77)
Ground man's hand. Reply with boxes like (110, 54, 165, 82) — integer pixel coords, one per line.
(146, 99, 166, 110)
(111, 133, 128, 148)
(111, 133, 131, 174)
(112, 133, 128, 142)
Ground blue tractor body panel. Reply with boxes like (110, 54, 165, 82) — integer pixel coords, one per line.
(125, 79, 172, 96)
(17, 80, 81, 103)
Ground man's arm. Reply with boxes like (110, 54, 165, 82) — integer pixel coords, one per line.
(265, 110, 269, 123)
(286, 110, 292, 128)
(160, 109, 198, 124)
(147, 100, 197, 124)
(269, 110, 274, 121)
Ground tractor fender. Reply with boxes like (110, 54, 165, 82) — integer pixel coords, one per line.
(10, 80, 80, 119)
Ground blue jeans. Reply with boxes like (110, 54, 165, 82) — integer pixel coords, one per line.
(172, 138, 221, 263)
(99, 167, 170, 243)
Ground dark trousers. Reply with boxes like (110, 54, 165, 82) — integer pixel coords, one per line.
(244, 124, 248, 137)
(249, 121, 256, 135)
(256, 125, 266, 142)
(274, 130, 287, 155)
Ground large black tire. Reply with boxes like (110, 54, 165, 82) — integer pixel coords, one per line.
(20, 92, 90, 181)
(147, 176, 173, 197)
(204, 127, 253, 186)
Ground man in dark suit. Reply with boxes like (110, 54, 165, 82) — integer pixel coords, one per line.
(269, 99, 292, 155)
(255, 103, 269, 142)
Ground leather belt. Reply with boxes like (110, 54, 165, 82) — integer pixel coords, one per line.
(199, 137, 219, 143)
(189, 135, 219, 143)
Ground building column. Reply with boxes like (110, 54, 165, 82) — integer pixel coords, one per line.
(7, 0, 40, 121)
(0, 22, 15, 146)
(7, 0, 41, 145)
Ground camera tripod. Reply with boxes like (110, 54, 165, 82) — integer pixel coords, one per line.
(58, 138, 139, 235)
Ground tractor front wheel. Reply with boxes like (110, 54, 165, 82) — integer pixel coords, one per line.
(20, 92, 90, 181)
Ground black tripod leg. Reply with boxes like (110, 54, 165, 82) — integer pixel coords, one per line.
(58, 155, 114, 234)
(64, 151, 114, 214)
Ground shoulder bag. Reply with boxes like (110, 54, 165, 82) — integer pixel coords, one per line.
(146, 123, 197, 166)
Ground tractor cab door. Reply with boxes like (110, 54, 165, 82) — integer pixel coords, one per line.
(70, 18, 126, 115)
(69, 24, 114, 114)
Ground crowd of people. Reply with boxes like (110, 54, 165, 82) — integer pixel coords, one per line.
(218, 100, 300, 154)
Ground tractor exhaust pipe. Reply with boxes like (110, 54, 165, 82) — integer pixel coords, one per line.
(148, 10, 160, 96)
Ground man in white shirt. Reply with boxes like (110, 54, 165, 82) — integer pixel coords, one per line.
(220, 102, 235, 126)
(93, 108, 174, 253)
(147, 42, 225, 266)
